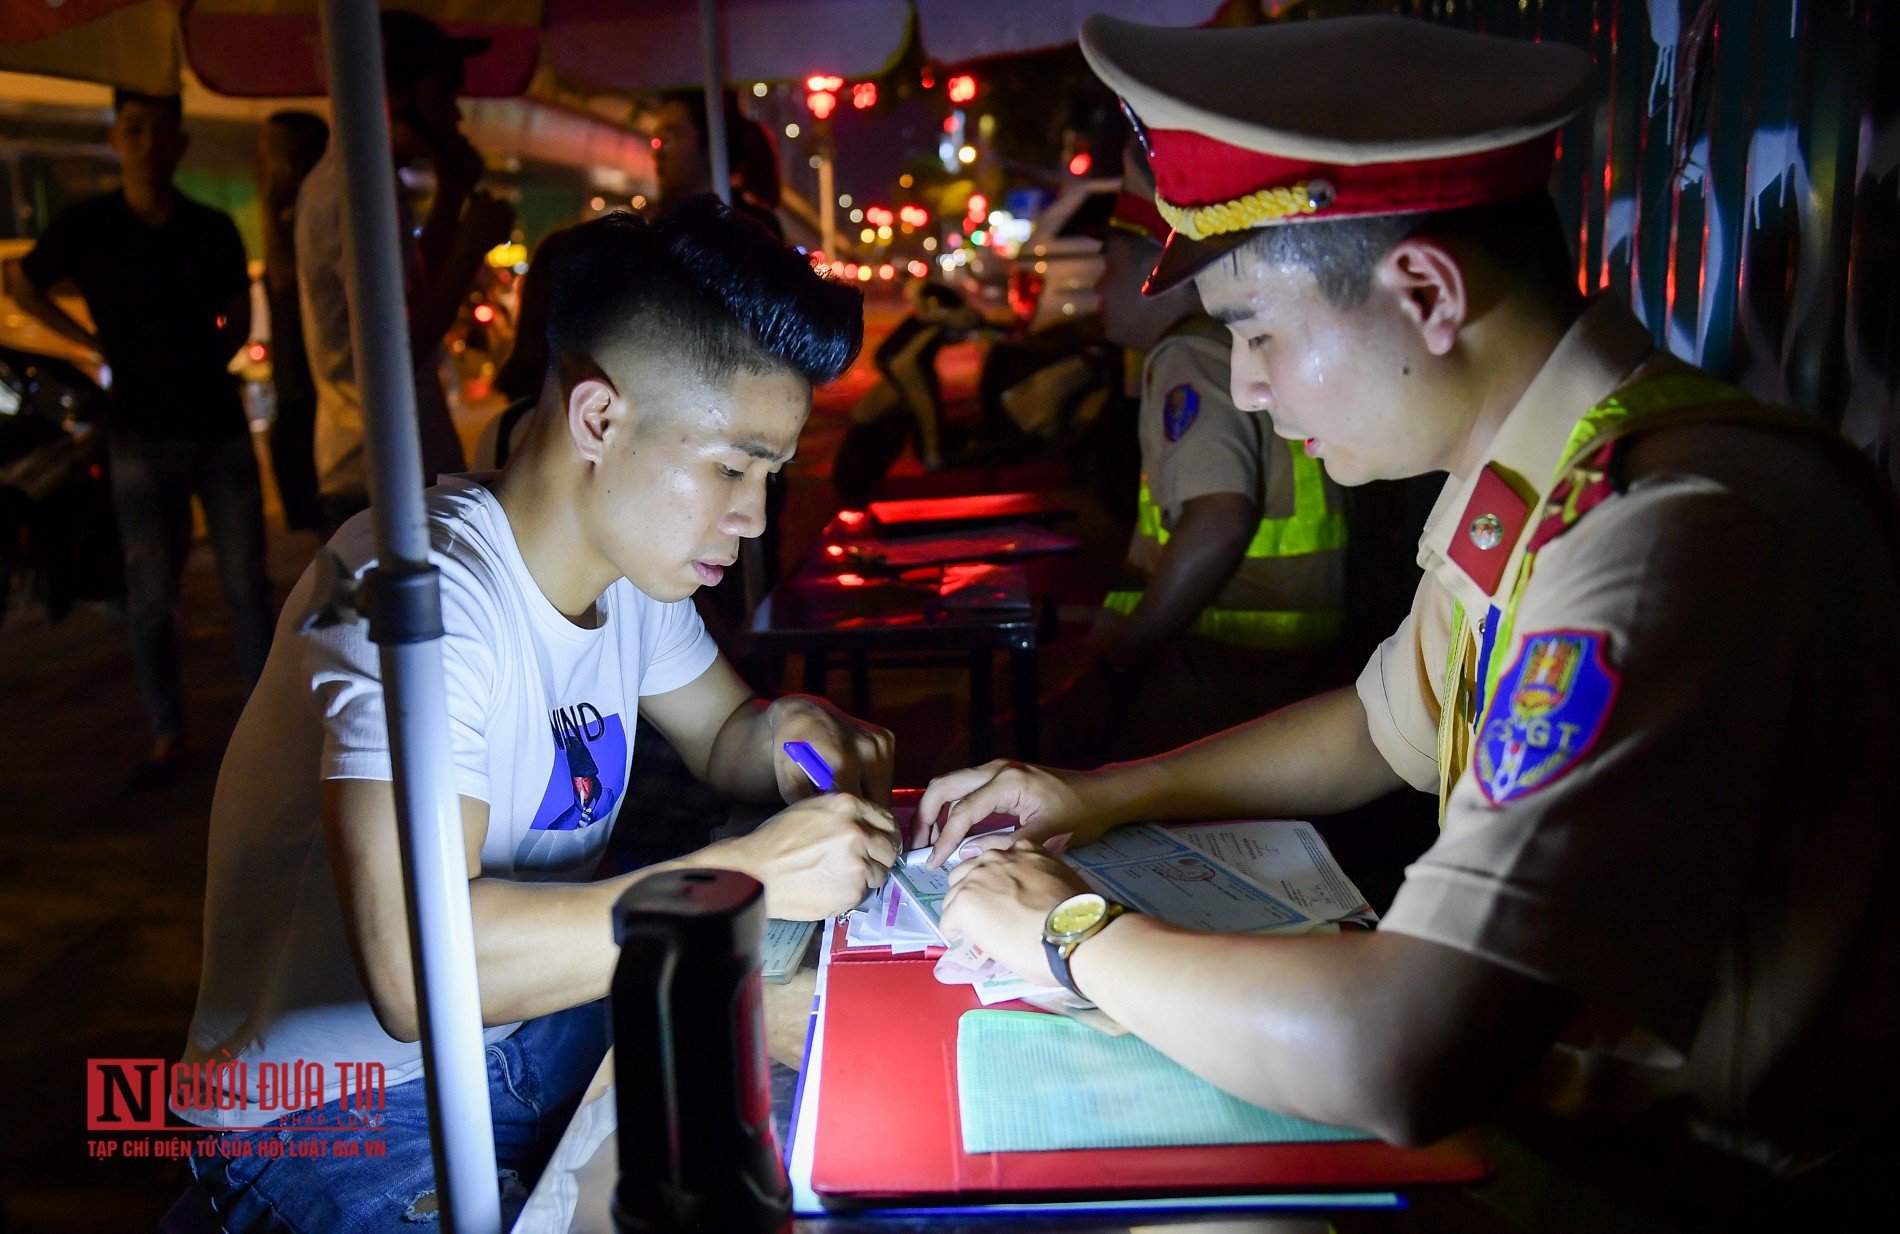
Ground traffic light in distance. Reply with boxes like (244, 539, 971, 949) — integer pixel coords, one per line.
(805, 73, 843, 119)
(947, 74, 977, 104)
(852, 82, 877, 109)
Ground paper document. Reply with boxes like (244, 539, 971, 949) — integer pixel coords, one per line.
(761, 919, 818, 983)
(1063, 824, 1311, 934)
(1167, 820, 1377, 928)
(957, 1010, 1367, 1154)
(889, 849, 950, 926)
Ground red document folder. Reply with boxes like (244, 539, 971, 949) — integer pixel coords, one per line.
(811, 941, 1491, 1204)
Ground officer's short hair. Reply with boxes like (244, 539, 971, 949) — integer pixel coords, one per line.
(1234, 191, 1577, 311)
(543, 194, 863, 391)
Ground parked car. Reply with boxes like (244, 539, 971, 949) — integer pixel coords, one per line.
(1008, 177, 1119, 334)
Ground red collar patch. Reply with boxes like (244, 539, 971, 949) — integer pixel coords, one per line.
(1446, 464, 1531, 595)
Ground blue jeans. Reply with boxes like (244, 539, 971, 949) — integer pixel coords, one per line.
(188, 1002, 610, 1232)
(108, 433, 274, 740)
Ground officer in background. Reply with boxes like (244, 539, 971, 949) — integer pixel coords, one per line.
(922, 16, 1899, 1228)
(1049, 146, 1346, 762)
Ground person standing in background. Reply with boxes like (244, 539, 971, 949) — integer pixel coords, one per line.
(297, 9, 514, 531)
(3, 89, 272, 788)
(257, 110, 328, 534)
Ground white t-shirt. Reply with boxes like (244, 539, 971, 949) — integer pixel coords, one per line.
(296, 146, 467, 499)
(175, 476, 718, 1127)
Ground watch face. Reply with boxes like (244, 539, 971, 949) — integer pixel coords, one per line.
(1047, 893, 1107, 940)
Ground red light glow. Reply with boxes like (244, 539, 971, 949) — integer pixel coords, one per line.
(806, 74, 844, 92)
(942, 115, 957, 133)
(472, 303, 496, 323)
(877, 264, 894, 280)
(246, 342, 267, 363)
(864, 206, 894, 227)
(851, 83, 877, 109)
(838, 509, 867, 526)
(837, 573, 867, 587)
(650, 137, 661, 150)
(825, 544, 846, 559)
(966, 193, 987, 219)
(806, 91, 836, 119)
(947, 74, 977, 104)
(1068, 151, 1092, 176)
(899, 204, 929, 228)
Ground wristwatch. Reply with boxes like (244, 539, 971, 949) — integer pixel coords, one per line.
(1041, 892, 1126, 1003)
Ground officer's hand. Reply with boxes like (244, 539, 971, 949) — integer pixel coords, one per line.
(728, 793, 900, 921)
(915, 760, 1098, 868)
(939, 840, 1091, 986)
(768, 695, 895, 807)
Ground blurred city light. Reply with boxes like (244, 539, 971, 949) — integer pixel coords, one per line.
(752, 82, 768, 97)
(878, 264, 895, 280)
(947, 74, 977, 103)
(472, 304, 496, 323)
(785, 123, 801, 138)
(1068, 151, 1092, 175)
(957, 145, 976, 165)
(852, 83, 877, 109)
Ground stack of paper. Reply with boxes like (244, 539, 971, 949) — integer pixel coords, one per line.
(842, 863, 943, 953)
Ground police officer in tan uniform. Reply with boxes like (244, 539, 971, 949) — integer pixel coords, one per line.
(916, 15, 1900, 1225)
(1053, 150, 1347, 760)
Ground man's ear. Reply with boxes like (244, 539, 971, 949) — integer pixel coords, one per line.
(564, 374, 619, 466)
(1376, 236, 1467, 358)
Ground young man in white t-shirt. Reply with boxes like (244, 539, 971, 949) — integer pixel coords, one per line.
(176, 199, 896, 1231)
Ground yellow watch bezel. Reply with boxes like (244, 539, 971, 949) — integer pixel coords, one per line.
(1044, 892, 1109, 945)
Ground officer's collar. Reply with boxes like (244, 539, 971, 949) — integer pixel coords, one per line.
(1417, 293, 1656, 613)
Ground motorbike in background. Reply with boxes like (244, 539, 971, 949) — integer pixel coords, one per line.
(0, 345, 120, 628)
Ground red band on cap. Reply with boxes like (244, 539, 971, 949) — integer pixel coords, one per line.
(1110, 190, 1170, 242)
(1148, 129, 1558, 222)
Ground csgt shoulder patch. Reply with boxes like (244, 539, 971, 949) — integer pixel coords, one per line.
(1163, 382, 1200, 442)
(1474, 629, 1619, 805)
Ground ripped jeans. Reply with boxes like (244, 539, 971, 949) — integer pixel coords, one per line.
(187, 1002, 610, 1232)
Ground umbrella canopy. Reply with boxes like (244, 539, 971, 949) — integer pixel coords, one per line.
(1, 0, 1229, 96)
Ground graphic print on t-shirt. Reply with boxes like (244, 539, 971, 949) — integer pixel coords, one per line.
(513, 702, 629, 874)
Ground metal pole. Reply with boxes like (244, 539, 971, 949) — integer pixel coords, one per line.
(317, 3, 501, 1231)
(698, 0, 732, 203)
(696, 0, 772, 613)
(817, 150, 837, 258)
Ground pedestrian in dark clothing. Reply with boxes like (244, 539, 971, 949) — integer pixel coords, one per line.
(258, 110, 329, 534)
(3, 89, 272, 788)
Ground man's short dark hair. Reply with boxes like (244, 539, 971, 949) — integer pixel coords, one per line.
(1234, 192, 1580, 311)
(543, 195, 863, 392)
(112, 89, 183, 121)
(266, 110, 331, 173)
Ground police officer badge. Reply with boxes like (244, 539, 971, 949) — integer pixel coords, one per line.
(1163, 383, 1200, 442)
(1474, 630, 1620, 804)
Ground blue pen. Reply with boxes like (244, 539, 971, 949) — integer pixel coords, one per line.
(781, 741, 835, 792)
(782, 741, 903, 868)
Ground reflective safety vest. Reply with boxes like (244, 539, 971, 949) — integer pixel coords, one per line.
(1105, 436, 1349, 650)
(1434, 371, 1810, 821)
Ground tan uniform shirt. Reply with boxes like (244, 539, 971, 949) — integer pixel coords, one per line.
(1359, 294, 1900, 1165)
(1132, 318, 1344, 616)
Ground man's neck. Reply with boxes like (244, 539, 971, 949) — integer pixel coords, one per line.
(121, 179, 178, 228)
(1442, 295, 1584, 479)
(489, 411, 619, 625)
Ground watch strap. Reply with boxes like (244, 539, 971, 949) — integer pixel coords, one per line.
(1044, 901, 1123, 1002)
